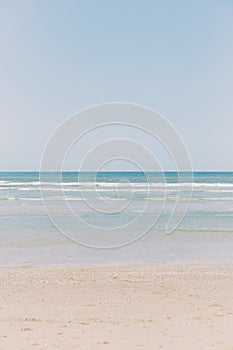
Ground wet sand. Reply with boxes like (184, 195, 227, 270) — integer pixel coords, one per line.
(0, 265, 233, 350)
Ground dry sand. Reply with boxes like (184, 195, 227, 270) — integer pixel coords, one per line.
(0, 265, 233, 350)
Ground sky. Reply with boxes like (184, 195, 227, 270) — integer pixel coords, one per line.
(0, 0, 233, 171)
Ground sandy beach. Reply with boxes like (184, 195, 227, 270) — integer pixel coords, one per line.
(0, 265, 232, 350)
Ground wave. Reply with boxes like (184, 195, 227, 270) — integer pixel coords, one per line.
(1, 180, 233, 188)
(3, 186, 233, 195)
(0, 181, 42, 186)
(1, 195, 232, 202)
(0, 196, 20, 200)
(0, 196, 130, 201)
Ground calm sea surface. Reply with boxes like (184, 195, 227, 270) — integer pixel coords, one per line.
(0, 172, 233, 266)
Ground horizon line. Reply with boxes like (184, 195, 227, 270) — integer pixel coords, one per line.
(0, 170, 233, 173)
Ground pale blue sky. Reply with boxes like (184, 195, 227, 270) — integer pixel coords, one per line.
(0, 0, 232, 170)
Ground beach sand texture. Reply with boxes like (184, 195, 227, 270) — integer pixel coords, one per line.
(0, 266, 233, 350)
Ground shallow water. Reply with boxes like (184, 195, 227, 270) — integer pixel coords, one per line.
(0, 172, 233, 266)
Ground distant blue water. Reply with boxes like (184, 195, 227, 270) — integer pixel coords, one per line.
(0, 172, 233, 266)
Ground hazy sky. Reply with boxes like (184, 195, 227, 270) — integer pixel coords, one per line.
(0, 0, 233, 171)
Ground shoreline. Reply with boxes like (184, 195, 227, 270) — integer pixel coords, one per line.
(1, 258, 233, 269)
(0, 265, 233, 349)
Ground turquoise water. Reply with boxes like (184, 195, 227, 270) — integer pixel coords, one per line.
(0, 172, 233, 266)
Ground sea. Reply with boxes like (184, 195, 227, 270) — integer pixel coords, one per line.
(0, 171, 233, 266)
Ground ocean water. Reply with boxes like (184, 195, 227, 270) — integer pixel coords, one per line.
(0, 172, 233, 266)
